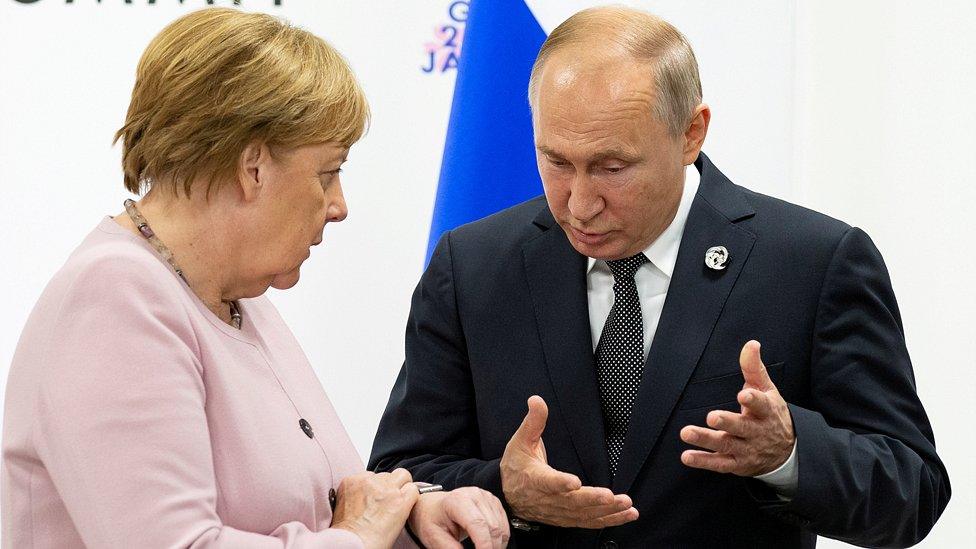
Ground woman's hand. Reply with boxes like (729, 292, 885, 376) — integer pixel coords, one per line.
(331, 469, 419, 549)
(408, 487, 510, 549)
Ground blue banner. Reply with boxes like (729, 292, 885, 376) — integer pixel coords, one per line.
(426, 0, 547, 264)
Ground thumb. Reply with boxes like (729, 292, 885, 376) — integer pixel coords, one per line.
(537, 466, 583, 493)
(512, 395, 548, 448)
(399, 482, 421, 505)
(739, 340, 773, 391)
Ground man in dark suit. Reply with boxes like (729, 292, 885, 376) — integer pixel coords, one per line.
(370, 6, 949, 547)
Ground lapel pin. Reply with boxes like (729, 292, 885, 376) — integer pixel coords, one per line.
(704, 246, 729, 271)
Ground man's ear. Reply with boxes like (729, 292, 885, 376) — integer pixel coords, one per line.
(682, 103, 711, 165)
(238, 140, 269, 202)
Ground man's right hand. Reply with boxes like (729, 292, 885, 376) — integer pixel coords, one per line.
(499, 396, 639, 528)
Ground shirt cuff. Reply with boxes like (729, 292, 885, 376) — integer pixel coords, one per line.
(752, 439, 798, 500)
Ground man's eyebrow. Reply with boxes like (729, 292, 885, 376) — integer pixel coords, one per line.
(590, 149, 642, 163)
(536, 145, 641, 163)
(536, 144, 562, 158)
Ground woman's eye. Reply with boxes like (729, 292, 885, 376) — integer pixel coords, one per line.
(319, 169, 342, 183)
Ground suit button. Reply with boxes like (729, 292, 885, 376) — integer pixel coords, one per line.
(602, 541, 618, 549)
(299, 418, 314, 439)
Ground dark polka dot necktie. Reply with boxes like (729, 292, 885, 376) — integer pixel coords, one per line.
(595, 252, 649, 477)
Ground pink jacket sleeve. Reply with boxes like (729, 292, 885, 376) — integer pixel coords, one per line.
(30, 257, 366, 548)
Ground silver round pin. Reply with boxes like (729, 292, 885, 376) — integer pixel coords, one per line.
(704, 246, 729, 270)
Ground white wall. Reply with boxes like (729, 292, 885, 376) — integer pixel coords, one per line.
(791, 2, 976, 546)
(0, 0, 971, 546)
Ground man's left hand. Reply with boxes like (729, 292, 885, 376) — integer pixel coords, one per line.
(407, 487, 510, 549)
(679, 340, 795, 476)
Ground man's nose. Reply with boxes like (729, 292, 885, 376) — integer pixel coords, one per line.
(567, 174, 604, 223)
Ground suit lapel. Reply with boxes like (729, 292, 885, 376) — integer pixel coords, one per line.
(612, 154, 757, 494)
(522, 212, 612, 488)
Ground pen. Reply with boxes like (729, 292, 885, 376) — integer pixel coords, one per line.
(416, 482, 444, 495)
(329, 482, 444, 512)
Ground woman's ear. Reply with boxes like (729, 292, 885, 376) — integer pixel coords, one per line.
(238, 140, 269, 202)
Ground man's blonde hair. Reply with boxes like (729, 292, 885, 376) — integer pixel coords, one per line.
(528, 6, 702, 137)
(114, 8, 369, 196)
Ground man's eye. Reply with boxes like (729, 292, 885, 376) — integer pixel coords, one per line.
(603, 165, 627, 175)
(549, 158, 568, 167)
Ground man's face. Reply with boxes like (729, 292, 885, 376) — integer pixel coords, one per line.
(534, 54, 689, 260)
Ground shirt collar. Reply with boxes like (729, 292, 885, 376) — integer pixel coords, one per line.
(586, 162, 700, 279)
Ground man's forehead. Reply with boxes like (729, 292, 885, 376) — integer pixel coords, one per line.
(538, 68, 655, 117)
(542, 46, 653, 90)
(534, 83, 654, 134)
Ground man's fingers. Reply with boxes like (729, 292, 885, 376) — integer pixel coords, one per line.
(446, 496, 495, 549)
(738, 388, 773, 418)
(478, 491, 512, 547)
(578, 500, 636, 521)
(519, 485, 636, 528)
(705, 410, 756, 438)
(543, 484, 631, 518)
(471, 495, 501, 537)
(512, 395, 549, 447)
(680, 425, 745, 454)
(421, 526, 464, 549)
(579, 506, 640, 529)
(534, 465, 582, 493)
(564, 487, 630, 509)
(739, 340, 773, 391)
(561, 486, 614, 507)
(484, 493, 511, 546)
(471, 493, 509, 549)
(681, 449, 739, 474)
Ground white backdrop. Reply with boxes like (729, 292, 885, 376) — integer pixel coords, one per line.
(0, 1, 972, 546)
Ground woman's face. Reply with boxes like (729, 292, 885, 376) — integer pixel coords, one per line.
(241, 141, 349, 293)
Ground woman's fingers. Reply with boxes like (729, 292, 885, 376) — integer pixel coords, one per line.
(390, 467, 413, 486)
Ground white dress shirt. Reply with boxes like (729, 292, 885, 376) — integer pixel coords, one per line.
(585, 164, 797, 497)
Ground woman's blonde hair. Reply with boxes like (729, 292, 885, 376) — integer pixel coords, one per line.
(114, 8, 369, 196)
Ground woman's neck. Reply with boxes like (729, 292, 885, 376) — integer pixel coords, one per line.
(115, 191, 239, 325)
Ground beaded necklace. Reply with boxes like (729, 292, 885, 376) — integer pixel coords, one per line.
(123, 199, 242, 329)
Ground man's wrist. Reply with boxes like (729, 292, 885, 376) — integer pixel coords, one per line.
(753, 438, 798, 499)
(405, 492, 440, 546)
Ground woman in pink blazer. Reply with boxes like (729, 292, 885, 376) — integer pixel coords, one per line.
(1, 8, 508, 549)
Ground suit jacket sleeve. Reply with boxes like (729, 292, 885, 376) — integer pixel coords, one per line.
(759, 227, 950, 547)
(368, 232, 504, 496)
